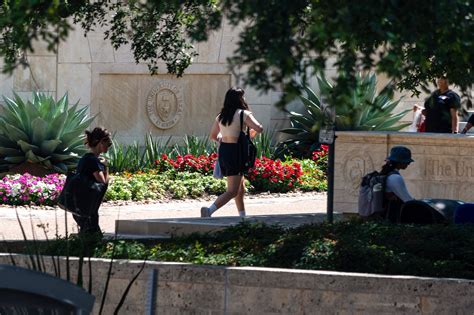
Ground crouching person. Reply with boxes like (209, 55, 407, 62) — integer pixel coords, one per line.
(382, 146, 415, 222)
(359, 146, 415, 222)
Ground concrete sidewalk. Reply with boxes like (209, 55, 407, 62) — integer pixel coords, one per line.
(0, 192, 327, 240)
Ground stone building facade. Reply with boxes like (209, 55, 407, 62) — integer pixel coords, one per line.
(0, 20, 440, 144)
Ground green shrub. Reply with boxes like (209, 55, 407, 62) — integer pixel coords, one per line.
(97, 240, 148, 259)
(206, 178, 227, 195)
(100, 222, 474, 279)
(297, 158, 327, 192)
(169, 182, 188, 199)
(105, 177, 133, 201)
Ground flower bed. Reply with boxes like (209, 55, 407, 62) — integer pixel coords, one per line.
(0, 173, 65, 206)
(0, 150, 328, 206)
(246, 158, 302, 193)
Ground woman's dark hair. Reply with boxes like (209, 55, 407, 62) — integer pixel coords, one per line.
(218, 87, 249, 126)
(85, 127, 112, 148)
(380, 160, 401, 175)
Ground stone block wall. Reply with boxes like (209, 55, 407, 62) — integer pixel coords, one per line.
(335, 131, 474, 213)
(0, 254, 473, 314)
(0, 20, 296, 144)
(0, 18, 442, 145)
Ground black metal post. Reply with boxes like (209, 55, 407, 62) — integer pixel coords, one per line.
(327, 138, 335, 223)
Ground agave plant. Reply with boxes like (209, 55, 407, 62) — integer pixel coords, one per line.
(0, 92, 94, 173)
(277, 73, 411, 157)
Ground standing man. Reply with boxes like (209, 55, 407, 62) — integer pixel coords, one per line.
(424, 76, 461, 133)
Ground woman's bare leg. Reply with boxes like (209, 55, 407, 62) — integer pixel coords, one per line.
(213, 175, 243, 209)
(234, 177, 245, 212)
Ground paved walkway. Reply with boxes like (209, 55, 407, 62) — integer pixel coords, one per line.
(0, 192, 327, 240)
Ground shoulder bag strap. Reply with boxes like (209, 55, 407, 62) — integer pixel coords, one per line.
(240, 110, 244, 131)
(240, 110, 251, 135)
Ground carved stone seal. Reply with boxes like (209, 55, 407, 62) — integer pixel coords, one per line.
(343, 150, 375, 197)
(146, 81, 184, 129)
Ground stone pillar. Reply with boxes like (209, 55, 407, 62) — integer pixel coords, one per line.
(334, 132, 389, 213)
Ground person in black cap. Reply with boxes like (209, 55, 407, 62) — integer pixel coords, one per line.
(380, 146, 415, 222)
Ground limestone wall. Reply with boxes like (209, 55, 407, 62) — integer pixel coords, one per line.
(0, 254, 473, 314)
(0, 20, 293, 144)
(0, 18, 442, 144)
(335, 131, 474, 213)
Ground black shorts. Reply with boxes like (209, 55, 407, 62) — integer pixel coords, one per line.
(218, 142, 243, 176)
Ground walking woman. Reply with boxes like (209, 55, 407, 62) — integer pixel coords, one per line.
(72, 127, 112, 235)
(201, 87, 263, 217)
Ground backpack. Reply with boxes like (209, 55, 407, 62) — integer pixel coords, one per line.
(358, 171, 390, 217)
(237, 110, 257, 172)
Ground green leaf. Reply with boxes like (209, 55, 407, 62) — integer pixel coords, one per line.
(3, 123, 29, 142)
(17, 140, 40, 155)
(41, 139, 62, 156)
(53, 162, 68, 173)
(4, 156, 26, 164)
(31, 117, 49, 144)
(51, 153, 79, 162)
(25, 150, 50, 163)
(0, 147, 23, 156)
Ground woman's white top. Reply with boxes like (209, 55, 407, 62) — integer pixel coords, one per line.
(386, 173, 414, 202)
(217, 109, 251, 138)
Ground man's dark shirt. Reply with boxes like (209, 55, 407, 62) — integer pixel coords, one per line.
(424, 89, 460, 133)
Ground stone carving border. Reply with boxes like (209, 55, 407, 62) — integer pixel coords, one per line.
(343, 149, 375, 197)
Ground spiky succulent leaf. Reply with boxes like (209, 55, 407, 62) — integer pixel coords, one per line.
(54, 162, 68, 173)
(25, 150, 50, 163)
(4, 156, 26, 163)
(0, 92, 94, 172)
(0, 147, 23, 156)
(41, 140, 62, 156)
(51, 153, 79, 162)
(31, 117, 49, 144)
(17, 140, 40, 155)
(278, 73, 409, 158)
(2, 122, 29, 142)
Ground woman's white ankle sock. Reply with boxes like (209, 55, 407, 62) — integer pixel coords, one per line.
(238, 210, 246, 217)
(208, 203, 217, 215)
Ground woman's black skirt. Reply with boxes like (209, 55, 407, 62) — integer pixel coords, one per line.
(218, 142, 243, 176)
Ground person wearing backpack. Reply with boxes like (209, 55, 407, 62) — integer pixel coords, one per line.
(359, 146, 414, 222)
(201, 87, 263, 218)
(382, 146, 415, 222)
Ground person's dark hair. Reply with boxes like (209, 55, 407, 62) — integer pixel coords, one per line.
(380, 160, 398, 175)
(85, 127, 112, 148)
(218, 87, 249, 126)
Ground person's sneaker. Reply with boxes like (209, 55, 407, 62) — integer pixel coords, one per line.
(200, 207, 211, 217)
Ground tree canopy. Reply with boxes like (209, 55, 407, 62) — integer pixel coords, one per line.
(1, 1, 474, 105)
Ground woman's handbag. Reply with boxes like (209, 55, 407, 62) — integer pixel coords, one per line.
(238, 110, 257, 172)
(58, 172, 107, 217)
(58, 172, 84, 216)
(213, 160, 224, 179)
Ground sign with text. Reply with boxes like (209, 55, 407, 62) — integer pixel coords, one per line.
(319, 102, 336, 144)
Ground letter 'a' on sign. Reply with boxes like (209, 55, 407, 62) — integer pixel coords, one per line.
(319, 127, 335, 144)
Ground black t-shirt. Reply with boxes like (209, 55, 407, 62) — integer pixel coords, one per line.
(424, 89, 460, 133)
(76, 153, 104, 182)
